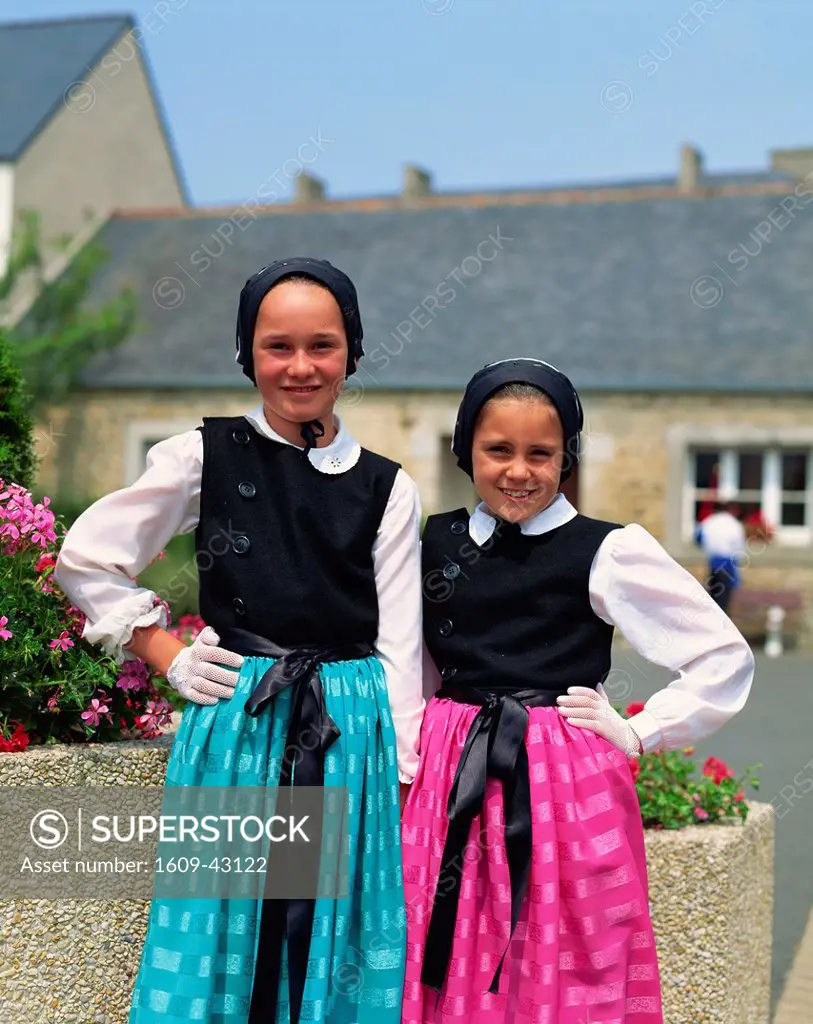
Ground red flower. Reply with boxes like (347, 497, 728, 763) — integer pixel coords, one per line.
(703, 756, 734, 785)
(0, 724, 31, 752)
(34, 552, 56, 575)
(734, 792, 745, 802)
(628, 757, 640, 782)
(626, 701, 646, 717)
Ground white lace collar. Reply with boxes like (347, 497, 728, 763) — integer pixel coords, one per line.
(468, 492, 578, 546)
(243, 404, 361, 475)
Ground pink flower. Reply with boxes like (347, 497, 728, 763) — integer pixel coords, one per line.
(734, 792, 745, 802)
(694, 807, 709, 821)
(0, 484, 57, 555)
(135, 698, 174, 733)
(0, 521, 20, 546)
(49, 631, 75, 653)
(116, 662, 150, 692)
(80, 698, 110, 728)
(46, 694, 60, 712)
(65, 606, 87, 635)
(168, 614, 207, 646)
(0, 616, 12, 642)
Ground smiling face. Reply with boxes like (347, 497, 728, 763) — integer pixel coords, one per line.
(251, 279, 349, 445)
(471, 395, 565, 524)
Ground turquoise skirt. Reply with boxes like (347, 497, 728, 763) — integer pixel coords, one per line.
(128, 653, 406, 1023)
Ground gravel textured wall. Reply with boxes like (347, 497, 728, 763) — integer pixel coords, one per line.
(645, 801, 774, 1024)
(0, 738, 173, 1024)
(0, 740, 774, 1023)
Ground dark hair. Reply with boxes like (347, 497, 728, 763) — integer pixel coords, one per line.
(477, 381, 556, 423)
(274, 273, 327, 287)
(266, 273, 350, 326)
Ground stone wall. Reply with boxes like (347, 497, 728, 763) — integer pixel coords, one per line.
(0, 738, 173, 1024)
(35, 388, 813, 646)
(645, 802, 774, 1024)
(0, 739, 774, 1023)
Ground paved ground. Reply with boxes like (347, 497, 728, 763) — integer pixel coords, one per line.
(773, 906, 813, 1024)
(609, 645, 813, 1016)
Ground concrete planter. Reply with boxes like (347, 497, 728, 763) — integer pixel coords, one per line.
(644, 801, 774, 1024)
(0, 741, 774, 1024)
(0, 737, 174, 1024)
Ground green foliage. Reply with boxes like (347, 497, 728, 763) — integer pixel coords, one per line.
(621, 703, 761, 830)
(0, 331, 36, 489)
(0, 482, 176, 746)
(137, 533, 200, 619)
(0, 209, 137, 410)
(632, 750, 760, 830)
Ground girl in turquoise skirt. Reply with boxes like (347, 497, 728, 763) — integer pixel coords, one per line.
(55, 258, 425, 1023)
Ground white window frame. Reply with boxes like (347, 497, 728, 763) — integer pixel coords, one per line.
(124, 420, 200, 485)
(682, 445, 813, 548)
(665, 424, 813, 559)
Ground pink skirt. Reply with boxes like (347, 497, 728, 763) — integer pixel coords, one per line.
(400, 695, 663, 1024)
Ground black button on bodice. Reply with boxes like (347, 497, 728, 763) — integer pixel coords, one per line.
(232, 429, 250, 445)
(232, 535, 251, 555)
(441, 665, 457, 681)
(233, 597, 246, 615)
(450, 520, 467, 535)
(238, 481, 256, 499)
(443, 563, 461, 580)
(439, 619, 453, 637)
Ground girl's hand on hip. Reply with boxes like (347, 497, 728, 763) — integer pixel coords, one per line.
(556, 685, 643, 758)
(166, 626, 244, 705)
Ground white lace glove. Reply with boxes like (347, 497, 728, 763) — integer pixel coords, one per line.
(556, 684, 643, 758)
(166, 626, 244, 706)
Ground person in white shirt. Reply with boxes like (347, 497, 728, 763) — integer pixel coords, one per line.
(55, 258, 424, 1024)
(401, 358, 755, 1024)
(695, 501, 747, 613)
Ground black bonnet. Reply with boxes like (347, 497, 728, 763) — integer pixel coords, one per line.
(451, 358, 583, 481)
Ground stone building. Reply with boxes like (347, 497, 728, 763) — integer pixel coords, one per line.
(30, 147, 813, 645)
(0, 12, 186, 305)
(3, 18, 812, 646)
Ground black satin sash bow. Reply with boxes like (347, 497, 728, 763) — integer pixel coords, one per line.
(421, 686, 562, 996)
(223, 629, 374, 1024)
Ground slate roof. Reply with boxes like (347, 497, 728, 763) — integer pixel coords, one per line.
(72, 180, 813, 394)
(0, 14, 136, 160)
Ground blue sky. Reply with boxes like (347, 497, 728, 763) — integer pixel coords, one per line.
(2, 0, 811, 206)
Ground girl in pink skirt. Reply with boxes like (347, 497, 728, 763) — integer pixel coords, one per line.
(400, 358, 755, 1024)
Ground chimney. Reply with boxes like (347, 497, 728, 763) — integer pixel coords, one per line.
(678, 144, 703, 193)
(294, 172, 326, 204)
(402, 164, 432, 200)
(771, 146, 813, 181)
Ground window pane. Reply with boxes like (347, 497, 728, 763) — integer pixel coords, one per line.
(738, 452, 763, 491)
(694, 452, 719, 489)
(782, 452, 808, 492)
(739, 501, 763, 521)
(781, 502, 807, 527)
(141, 439, 165, 470)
